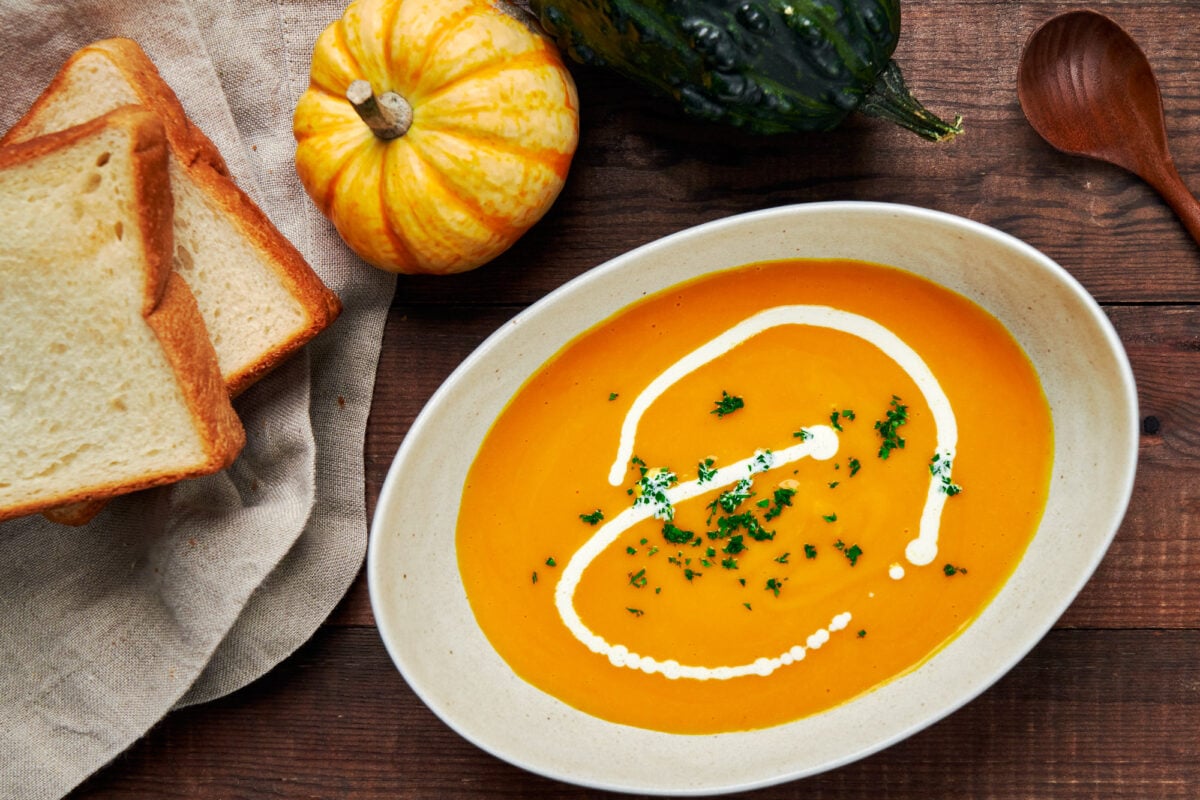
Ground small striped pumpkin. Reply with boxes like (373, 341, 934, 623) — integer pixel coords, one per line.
(294, 0, 579, 274)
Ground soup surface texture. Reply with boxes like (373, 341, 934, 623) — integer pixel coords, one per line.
(457, 258, 1053, 734)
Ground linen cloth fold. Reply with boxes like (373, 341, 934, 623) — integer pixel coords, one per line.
(0, 2, 395, 798)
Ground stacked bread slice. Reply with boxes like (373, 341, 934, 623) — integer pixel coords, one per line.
(0, 39, 341, 524)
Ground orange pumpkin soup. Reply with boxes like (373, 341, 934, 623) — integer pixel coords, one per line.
(456, 258, 1053, 734)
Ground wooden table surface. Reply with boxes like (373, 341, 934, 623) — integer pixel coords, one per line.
(72, 1, 1199, 797)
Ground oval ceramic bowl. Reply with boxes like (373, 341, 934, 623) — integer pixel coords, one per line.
(367, 202, 1138, 795)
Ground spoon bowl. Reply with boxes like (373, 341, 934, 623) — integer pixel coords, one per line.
(1017, 10, 1200, 245)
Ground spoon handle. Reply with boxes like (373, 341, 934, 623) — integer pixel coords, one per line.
(1144, 160, 1200, 249)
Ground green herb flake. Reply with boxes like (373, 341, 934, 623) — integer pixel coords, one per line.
(633, 467, 678, 521)
(545, 557, 557, 567)
(857, 629, 867, 638)
(626, 546, 637, 555)
(579, 509, 604, 525)
(722, 534, 746, 555)
(629, 569, 648, 588)
(944, 563, 969, 576)
(743, 602, 753, 611)
(531, 571, 538, 584)
(627, 607, 644, 617)
(608, 392, 619, 401)
(711, 391, 745, 417)
(793, 428, 812, 441)
(823, 513, 838, 523)
(662, 522, 695, 544)
(875, 396, 909, 459)
(844, 544, 863, 567)
(930, 452, 963, 496)
(804, 544, 818, 560)
(763, 486, 796, 520)
(697, 457, 718, 484)
(774, 552, 790, 564)
(848, 457, 861, 477)
(765, 578, 783, 597)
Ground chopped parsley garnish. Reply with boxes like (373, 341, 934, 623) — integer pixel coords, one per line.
(857, 629, 867, 638)
(608, 392, 619, 401)
(629, 568, 648, 588)
(834, 539, 863, 566)
(531, 571, 538, 584)
(662, 522, 695, 544)
(804, 544, 818, 559)
(822, 512, 838, 523)
(707, 477, 754, 520)
(711, 391, 745, 417)
(633, 467, 677, 520)
(711, 511, 774, 542)
(829, 408, 856, 432)
(722, 534, 746, 555)
(944, 563, 969, 576)
(930, 452, 963, 496)
(683, 568, 702, 581)
(545, 557, 556, 567)
(765, 578, 783, 597)
(774, 552, 790, 564)
(875, 396, 908, 459)
(579, 509, 604, 525)
(848, 457, 862, 477)
(697, 457, 717, 483)
(627, 607, 644, 617)
(793, 428, 812, 440)
(625, 546, 637, 555)
(763, 486, 796, 520)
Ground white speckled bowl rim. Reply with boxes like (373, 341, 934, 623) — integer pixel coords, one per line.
(367, 202, 1139, 795)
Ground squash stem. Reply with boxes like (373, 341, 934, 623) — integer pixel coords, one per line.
(347, 79, 413, 140)
(859, 61, 963, 142)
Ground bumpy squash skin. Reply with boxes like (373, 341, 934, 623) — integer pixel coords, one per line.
(531, 0, 958, 139)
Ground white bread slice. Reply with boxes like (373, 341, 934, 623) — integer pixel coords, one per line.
(0, 107, 245, 523)
(2, 38, 342, 397)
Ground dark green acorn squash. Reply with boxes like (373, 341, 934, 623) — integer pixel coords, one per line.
(528, 0, 962, 140)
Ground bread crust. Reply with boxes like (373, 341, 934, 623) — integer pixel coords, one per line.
(2, 37, 343, 396)
(0, 108, 245, 523)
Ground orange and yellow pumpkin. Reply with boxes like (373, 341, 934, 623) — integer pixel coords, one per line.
(294, 0, 579, 274)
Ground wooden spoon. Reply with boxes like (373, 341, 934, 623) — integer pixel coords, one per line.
(1017, 9, 1200, 245)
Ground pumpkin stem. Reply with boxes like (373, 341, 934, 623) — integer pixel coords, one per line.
(347, 79, 413, 140)
(859, 61, 963, 143)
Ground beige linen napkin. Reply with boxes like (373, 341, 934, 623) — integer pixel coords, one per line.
(0, 2, 395, 798)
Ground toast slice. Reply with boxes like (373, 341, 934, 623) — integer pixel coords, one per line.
(0, 107, 245, 523)
(2, 37, 342, 397)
